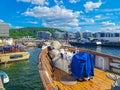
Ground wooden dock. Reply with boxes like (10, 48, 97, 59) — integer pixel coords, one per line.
(0, 76, 5, 90)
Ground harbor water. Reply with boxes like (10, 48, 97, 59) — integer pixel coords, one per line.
(0, 46, 120, 90)
(75, 45, 120, 57)
(0, 47, 44, 90)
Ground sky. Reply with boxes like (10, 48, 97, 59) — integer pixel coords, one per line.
(0, 0, 120, 32)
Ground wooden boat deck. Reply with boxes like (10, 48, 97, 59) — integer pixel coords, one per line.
(38, 46, 118, 90)
(53, 68, 114, 90)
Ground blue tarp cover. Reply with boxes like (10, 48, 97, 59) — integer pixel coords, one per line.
(71, 52, 94, 79)
(1, 45, 19, 51)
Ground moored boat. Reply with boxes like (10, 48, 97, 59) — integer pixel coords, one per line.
(0, 72, 9, 83)
(23, 42, 36, 47)
(0, 45, 30, 64)
(38, 41, 120, 90)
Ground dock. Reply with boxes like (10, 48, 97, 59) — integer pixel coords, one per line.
(0, 76, 5, 90)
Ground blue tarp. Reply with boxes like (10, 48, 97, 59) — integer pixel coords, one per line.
(1, 45, 19, 51)
(71, 52, 94, 79)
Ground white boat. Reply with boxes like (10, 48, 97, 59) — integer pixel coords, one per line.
(0, 72, 9, 83)
(70, 38, 102, 46)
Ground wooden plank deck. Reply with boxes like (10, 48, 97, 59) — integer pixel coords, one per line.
(53, 68, 114, 90)
(38, 47, 117, 90)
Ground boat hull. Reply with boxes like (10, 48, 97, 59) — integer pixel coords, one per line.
(69, 42, 101, 46)
(0, 52, 30, 63)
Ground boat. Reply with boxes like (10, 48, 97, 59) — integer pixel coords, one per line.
(38, 41, 120, 90)
(0, 72, 9, 83)
(69, 38, 102, 47)
(0, 45, 30, 64)
(23, 42, 36, 47)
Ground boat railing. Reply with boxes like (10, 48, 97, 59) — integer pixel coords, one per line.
(62, 46, 120, 75)
(0, 48, 25, 54)
(38, 48, 54, 90)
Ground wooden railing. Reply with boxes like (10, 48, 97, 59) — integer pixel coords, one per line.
(62, 46, 120, 74)
(38, 48, 54, 90)
(38, 46, 120, 90)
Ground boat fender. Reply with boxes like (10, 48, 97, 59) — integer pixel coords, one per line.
(112, 78, 120, 90)
(98, 56, 105, 70)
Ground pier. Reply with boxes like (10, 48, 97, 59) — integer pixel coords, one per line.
(0, 76, 5, 90)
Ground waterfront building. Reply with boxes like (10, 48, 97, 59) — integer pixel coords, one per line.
(75, 32, 83, 39)
(0, 21, 9, 37)
(105, 32, 114, 37)
(94, 32, 108, 38)
(94, 32, 120, 42)
(114, 33, 120, 37)
(37, 31, 51, 39)
(94, 32, 120, 38)
(83, 32, 93, 38)
(69, 33, 76, 39)
(53, 32, 64, 39)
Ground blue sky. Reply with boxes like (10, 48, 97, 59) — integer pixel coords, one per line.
(0, 0, 120, 32)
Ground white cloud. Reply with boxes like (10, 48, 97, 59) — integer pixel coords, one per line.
(17, 0, 48, 5)
(28, 21, 38, 24)
(100, 26, 120, 32)
(82, 17, 95, 24)
(24, 5, 80, 31)
(88, 19, 95, 23)
(101, 21, 115, 26)
(14, 26, 24, 29)
(10, 25, 24, 29)
(95, 15, 101, 19)
(17, 0, 30, 3)
(100, 8, 120, 12)
(0, 19, 4, 23)
(69, 0, 80, 3)
(32, 0, 48, 5)
(84, 1, 102, 12)
(0, 19, 11, 26)
(94, 15, 111, 21)
(85, 30, 90, 32)
(73, 27, 81, 31)
(54, 0, 63, 6)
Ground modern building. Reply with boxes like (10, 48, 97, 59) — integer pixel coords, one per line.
(37, 31, 51, 39)
(83, 32, 93, 38)
(94, 32, 120, 38)
(114, 33, 120, 37)
(93, 32, 106, 38)
(69, 33, 76, 39)
(0, 22, 9, 37)
(53, 32, 64, 39)
(105, 32, 114, 37)
(94, 32, 120, 42)
(75, 32, 83, 39)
